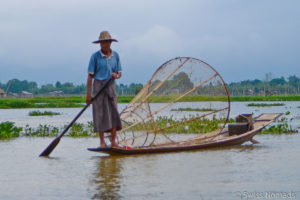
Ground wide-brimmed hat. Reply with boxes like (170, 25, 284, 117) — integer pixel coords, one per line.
(92, 31, 118, 43)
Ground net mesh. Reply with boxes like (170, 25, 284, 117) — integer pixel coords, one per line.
(116, 57, 230, 148)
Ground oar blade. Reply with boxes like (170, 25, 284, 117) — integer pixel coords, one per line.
(39, 137, 61, 157)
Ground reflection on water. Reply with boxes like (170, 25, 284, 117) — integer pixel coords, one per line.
(91, 156, 123, 200)
(1, 135, 300, 199)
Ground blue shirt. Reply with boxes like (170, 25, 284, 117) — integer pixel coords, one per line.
(88, 50, 122, 80)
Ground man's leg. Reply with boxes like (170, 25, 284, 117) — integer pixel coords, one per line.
(111, 128, 119, 147)
(99, 132, 106, 148)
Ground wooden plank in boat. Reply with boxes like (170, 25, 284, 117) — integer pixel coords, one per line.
(255, 113, 282, 121)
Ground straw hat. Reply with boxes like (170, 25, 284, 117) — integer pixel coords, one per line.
(92, 31, 118, 43)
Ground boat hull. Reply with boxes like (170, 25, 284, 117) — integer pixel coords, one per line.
(88, 113, 282, 155)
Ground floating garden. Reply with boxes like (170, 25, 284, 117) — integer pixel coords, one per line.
(29, 110, 61, 116)
(247, 103, 285, 107)
(171, 108, 216, 112)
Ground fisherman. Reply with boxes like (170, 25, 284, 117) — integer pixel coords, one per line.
(86, 31, 122, 148)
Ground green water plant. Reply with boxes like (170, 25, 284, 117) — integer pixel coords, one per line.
(127, 115, 229, 134)
(171, 108, 216, 112)
(231, 95, 300, 101)
(22, 121, 95, 137)
(23, 124, 59, 137)
(0, 121, 22, 139)
(29, 110, 60, 116)
(1, 95, 300, 109)
(247, 103, 285, 107)
(68, 123, 92, 137)
(260, 123, 297, 134)
(260, 114, 298, 134)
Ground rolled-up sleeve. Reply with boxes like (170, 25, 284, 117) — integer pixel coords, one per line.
(88, 54, 95, 75)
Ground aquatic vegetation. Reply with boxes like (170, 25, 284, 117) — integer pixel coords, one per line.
(231, 95, 300, 101)
(261, 115, 298, 134)
(0, 121, 22, 139)
(0, 98, 83, 109)
(68, 123, 92, 137)
(29, 110, 60, 116)
(171, 108, 216, 112)
(0, 96, 138, 108)
(117, 96, 133, 103)
(23, 124, 59, 137)
(158, 116, 222, 134)
(260, 123, 298, 134)
(1, 95, 300, 109)
(149, 96, 228, 103)
(123, 95, 300, 102)
(1, 114, 297, 139)
(22, 122, 95, 137)
(0, 99, 32, 109)
(126, 115, 229, 134)
(247, 103, 285, 107)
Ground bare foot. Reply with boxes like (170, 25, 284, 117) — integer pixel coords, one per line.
(111, 143, 120, 148)
(99, 143, 107, 148)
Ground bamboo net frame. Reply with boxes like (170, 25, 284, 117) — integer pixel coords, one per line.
(117, 57, 230, 148)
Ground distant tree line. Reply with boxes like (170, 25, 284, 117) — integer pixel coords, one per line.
(228, 75, 300, 96)
(1, 74, 300, 96)
(153, 72, 194, 95)
(0, 79, 143, 96)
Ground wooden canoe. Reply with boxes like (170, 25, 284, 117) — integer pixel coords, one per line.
(88, 113, 282, 155)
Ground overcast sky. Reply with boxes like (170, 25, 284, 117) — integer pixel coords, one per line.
(0, 0, 299, 85)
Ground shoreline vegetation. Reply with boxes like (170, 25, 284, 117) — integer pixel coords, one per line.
(0, 95, 300, 109)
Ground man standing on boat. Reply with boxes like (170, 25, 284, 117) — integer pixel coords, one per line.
(86, 31, 122, 148)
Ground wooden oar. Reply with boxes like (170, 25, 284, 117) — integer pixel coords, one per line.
(39, 78, 112, 157)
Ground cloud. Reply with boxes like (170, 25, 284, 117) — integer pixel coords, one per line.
(116, 25, 183, 84)
(123, 25, 182, 58)
(0, 0, 299, 84)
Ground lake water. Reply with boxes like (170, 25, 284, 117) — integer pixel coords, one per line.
(0, 136, 299, 200)
(0, 101, 300, 199)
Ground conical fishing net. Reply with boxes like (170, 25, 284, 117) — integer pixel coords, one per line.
(116, 57, 230, 148)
